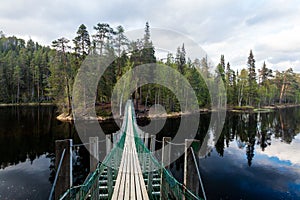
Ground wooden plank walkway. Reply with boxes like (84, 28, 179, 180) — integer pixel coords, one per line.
(111, 106, 149, 200)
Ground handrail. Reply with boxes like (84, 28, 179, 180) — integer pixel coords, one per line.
(56, 100, 203, 200)
(190, 147, 207, 200)
(49, 148, 66, 200)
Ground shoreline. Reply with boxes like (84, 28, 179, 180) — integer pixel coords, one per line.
(0, 102, 54, 107)
(55, 104, 300, 122)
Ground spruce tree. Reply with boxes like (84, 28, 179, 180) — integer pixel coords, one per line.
(247, 50, 257, 106)
(259, 61, 272, 85)
(176, 44, 186, 74)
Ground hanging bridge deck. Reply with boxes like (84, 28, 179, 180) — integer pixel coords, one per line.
(56, 100, 203, 200)
(111, 105, 149, 200)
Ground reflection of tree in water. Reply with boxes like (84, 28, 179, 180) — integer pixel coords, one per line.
(246, 114, 256, 166)
(48, 153, 55, 184)
(48, 146, 89, 185)
(203, 107, 300, 166)
(275, 108, 298, 143)
(72, 146, 89, 185)
(256, 113, 272, 151)
(0, 106, 55, 169)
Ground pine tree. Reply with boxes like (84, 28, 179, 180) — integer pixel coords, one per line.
(175, 43, 186, 74)
(141, 22, 156, 64)
(217, 55, 226, 83)
(201, 55, 209, 78)
(73, 24, 91, 57)
(93, 23, 115, 55)
(259, 61, 272, 85)
(114, 25, 128, 77)
(247, 50, 257, 106)
(50, 37, 72, 115)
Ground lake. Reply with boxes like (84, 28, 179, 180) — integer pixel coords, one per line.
(0, 106, 299, 199)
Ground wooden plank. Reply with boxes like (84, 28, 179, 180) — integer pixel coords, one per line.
(133, 149, 143, 200)
(131, 133, 149, 200)
(124, 146, 131, 200)
(130, 148, 136, 200)
(117, 146, 127, 199)
(137, 159, 149, 200)
(111, 145, 126, 200)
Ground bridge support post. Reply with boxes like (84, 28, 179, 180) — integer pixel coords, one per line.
(106, 134, 113, 198)
(160, 137, 171, 200)
(89, 137, 99, 172)
(55, 139, 73, 200)
(161, 137, 171, 169)
(147, 135, 156, 194)
(145, 132, 149, 148)
(106, 134, 112, 155)
(89, 137, 99, 200)
(183, 139, 200, 200)
(150, 135, 156, 152)
(112, 132, 118, 148)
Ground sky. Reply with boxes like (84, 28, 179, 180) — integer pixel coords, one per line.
(1, 0, 300, 72)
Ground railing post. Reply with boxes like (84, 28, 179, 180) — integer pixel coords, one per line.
(183, 139, 200, 200)
(89, 137, 99, 172)
(161, 137, 171, 169)
(54, 139, 72, 200)
(160, 137, 171, 200)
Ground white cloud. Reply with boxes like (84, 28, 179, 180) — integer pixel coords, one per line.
(256, 134, 300, 167)
(0, 0, 300, 71)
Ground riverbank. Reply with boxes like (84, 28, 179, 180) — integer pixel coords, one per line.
(230, 104, 300, 113)
(56, 104, 300, 122)
(0, 102, 54, 107)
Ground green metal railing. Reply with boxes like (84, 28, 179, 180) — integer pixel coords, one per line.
(58, 100, 202, 200)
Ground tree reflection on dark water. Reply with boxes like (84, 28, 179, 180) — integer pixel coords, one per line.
(140, 107, 300, 199)
(0, 106, 299, 199)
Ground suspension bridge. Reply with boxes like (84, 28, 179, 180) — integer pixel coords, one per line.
(50, 100, 206, 200)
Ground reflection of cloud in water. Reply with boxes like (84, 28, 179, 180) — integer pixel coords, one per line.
(256, 134, 300, 167)
(0, 155, 51, 199)
(200, 139, 300, 199)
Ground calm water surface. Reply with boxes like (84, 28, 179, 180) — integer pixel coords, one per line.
(0, 106, 299, 199)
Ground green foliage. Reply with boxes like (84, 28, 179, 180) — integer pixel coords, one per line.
(1, 25, 300, 115)
(247, 50, 258, 106)
(73, 24, 91, 57)
(0, 36, 51, 103)
(233, 106, 254, 110)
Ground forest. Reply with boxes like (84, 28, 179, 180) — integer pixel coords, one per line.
(0, 22, 300, 116)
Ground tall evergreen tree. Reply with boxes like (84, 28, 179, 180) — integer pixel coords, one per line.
(217, 55, 226, 83)
(201, 55, 209, 78)
(50, 37, 72, 114)
(175, 43, 186, 74)
(247, 50, 257, 106)
(141, 22, 156, 64)
(114, 25, 128, 77)
(73, 24, 91, 57)
(259, 61, 272, 85)
(93, 23, 115, 55)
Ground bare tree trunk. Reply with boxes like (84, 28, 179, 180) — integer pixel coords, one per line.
(145, 87, 150, 111)
(37, 78, 40, 103)
(238, 82, 244, 107)
(135, 83, 138, 111)
(17, 80, 20, 104)
(140, 86, 142, 107)
(279, 74, 287, 104)
(66, 78, 72, 116)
